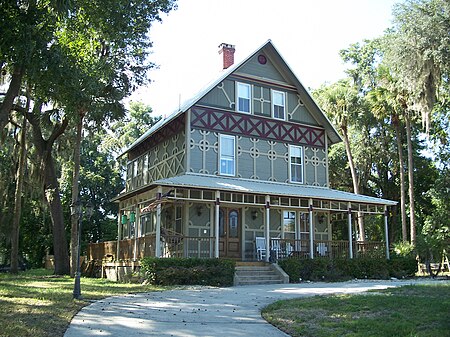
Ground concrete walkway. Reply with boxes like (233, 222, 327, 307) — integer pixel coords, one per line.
(64, 279, 447, 337)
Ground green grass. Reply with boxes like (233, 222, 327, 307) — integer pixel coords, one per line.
(262, 283, 450, 337)
(0, 269, 164, 337)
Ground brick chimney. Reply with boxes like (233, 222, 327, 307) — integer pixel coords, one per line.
(218, 43, 235, 70)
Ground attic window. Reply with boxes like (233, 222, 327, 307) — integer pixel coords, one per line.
(258, 54, 267, 65)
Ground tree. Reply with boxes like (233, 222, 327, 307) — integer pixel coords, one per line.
(366, 68, 408, 241)
(314, 80, 366, 240)
(382, 0, 450, 244)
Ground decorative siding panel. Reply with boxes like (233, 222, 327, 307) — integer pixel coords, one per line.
(191, 107, 325, 148)
(287, 92, 319, 126)
(126, 131, 186, 192)
(198, 79, 235, 110)
(304, 147, 327, 187)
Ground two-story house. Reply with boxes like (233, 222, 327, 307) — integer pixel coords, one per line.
(89, 40, 396, 268)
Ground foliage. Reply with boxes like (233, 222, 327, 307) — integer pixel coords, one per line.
(279, 256, 417, 282)
(262, 283, 450, 337)
(140, 257, 236, 287)
(0, 268, 163, 337)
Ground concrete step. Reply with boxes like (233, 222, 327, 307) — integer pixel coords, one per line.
(234, 264, 289, 286)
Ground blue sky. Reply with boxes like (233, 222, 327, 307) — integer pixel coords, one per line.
(130, 0, 398, 116)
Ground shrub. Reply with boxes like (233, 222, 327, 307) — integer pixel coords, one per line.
(140, 257, 235, 287)
(280, 255, 417, 282)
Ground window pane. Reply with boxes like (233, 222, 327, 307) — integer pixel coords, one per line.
(238, 83, 250, 98)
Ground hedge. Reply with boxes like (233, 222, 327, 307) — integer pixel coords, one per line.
(279, 256, 417, 282)
(140, 257, 236, 287)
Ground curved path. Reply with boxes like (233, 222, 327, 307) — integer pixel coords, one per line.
(64, 279, 446, 337)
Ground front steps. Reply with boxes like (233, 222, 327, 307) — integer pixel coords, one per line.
(234, 262, 289, 286)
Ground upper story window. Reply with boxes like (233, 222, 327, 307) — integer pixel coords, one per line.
(289, 145, 304, 183)
(272, 90, 285, 120)
(237, 82, 251, 113)
(219, 134, 236, 176)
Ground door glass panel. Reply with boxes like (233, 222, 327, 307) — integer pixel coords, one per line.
(229, 210, 238, 238)
(219, 209, 225, 237)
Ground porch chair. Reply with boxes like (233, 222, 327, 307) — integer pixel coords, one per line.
(255, 237, 266, 261)
(316, 242, 328, 256)
(271, 238, 283, 260)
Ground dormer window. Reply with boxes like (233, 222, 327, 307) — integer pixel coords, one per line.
(272, 90, 285, 120)
(237, 82, 251, 113)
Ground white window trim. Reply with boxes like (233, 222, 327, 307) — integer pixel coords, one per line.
(219, 134, 236, 176)
(289, 145, 304, 184)
(271, 89, 286, 120)
(236, 82, 252, 114)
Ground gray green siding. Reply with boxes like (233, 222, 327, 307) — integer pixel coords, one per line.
(189, 128, 327, 187)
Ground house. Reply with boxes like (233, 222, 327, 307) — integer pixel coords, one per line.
(88, 41, 396, 271)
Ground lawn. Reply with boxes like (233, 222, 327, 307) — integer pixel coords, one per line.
(262, 283, 450, 337)
(0, 269, 163, 337)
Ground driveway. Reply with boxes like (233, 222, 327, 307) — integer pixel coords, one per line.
(64, 279, 446, 337)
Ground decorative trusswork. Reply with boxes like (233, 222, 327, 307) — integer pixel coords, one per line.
(191, 106, 325, 148)
(128, 114, 185, 161)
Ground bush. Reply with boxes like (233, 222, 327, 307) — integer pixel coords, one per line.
(279, 255, 417, 282)
(140, 257, 235, 287)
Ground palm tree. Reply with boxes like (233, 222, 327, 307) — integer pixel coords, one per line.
(314, 80, 366, 241)
(366, 80, 408, 241)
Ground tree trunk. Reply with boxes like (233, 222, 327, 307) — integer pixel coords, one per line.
(44, 153, 70, 275)
(0, 65, 23, 130)
(342, 128, 365, 241)
(70, 113, 83, 277)
(27, 105, 70, 275)
(393, 117, 408, 241)
(10, 114, 27, 274)
(405, 112, 416, 245)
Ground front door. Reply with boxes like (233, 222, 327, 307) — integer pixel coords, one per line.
(219, 208, 241, 258)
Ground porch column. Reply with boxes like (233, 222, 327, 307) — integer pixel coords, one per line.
(308, 199, 314, 259)
(348, 202, 353, 259)
(265, 195, 270, 263)
(384, 206, 390, 260)
(116, 209, 122, 262)
(214, 191, 220, 258)
(155, 187, 162, 258)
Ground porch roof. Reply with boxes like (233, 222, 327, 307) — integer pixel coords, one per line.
(154, 173, 397, 206)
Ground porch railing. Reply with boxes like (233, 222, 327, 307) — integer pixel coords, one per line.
(87, 236, 386, 262)
(268, 238, 386, 261)
(87, 235, 215, 261)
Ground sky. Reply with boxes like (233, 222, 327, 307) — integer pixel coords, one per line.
(130, 0, 399, 117)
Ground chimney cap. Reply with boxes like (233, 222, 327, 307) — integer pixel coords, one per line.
(218, 43, 235, 52)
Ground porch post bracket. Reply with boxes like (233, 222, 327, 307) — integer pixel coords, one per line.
(265, 195, 270, 262)
(384, 206, 390, 260)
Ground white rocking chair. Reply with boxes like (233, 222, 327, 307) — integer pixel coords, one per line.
(255, 237, 266, 261)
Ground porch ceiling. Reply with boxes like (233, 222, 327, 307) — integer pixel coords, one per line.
(154, 173, 397, 206)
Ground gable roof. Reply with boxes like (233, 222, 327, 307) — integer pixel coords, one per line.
(121, 40, 342, 157)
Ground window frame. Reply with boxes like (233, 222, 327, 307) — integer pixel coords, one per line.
(271, 89, 286, 120)
(289, 145, 304, 184)
(219, 134, 236, 176)
(236, 82, 251, 113)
